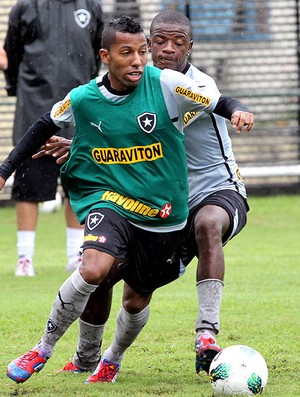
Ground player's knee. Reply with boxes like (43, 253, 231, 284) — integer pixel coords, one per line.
(80, 250, 114, 284)
(123, 292, 152, 314)
(123, 299, 146, 314)
(194, 208, 228, 243)
(195, 217, 222, 241)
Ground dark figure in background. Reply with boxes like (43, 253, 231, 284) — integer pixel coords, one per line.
(4, 0, 104, 276)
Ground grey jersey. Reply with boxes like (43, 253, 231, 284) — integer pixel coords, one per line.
(184, 64, 247, 209)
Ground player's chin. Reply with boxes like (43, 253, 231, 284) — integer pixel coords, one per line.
(156, 60, 177, 70)
(125, 78, 141, 88)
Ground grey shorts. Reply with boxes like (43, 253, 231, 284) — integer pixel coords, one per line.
(83, 208, 183, 294)
(180, 189, 249, 266)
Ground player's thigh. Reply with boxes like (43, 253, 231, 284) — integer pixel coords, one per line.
(181, 190, 249, 264)
(82, 208, 133, 282)
(83, 207, 132, 259)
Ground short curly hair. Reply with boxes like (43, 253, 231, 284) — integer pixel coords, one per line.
(102, 15, 145, 50)
(150, 10, 192, 39)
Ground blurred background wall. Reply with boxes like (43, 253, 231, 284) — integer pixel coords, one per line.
(1, 0, 300, 201)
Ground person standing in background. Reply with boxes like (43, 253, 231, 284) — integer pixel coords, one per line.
(3, 0, 104, 276)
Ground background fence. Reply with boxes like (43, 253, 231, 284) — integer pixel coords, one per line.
(1, 0, 300, 201)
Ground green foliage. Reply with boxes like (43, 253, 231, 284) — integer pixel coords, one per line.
(0, 195, 299, 396)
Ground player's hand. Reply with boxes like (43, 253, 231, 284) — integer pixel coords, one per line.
(0, 176, 6, 191)
(32, 136, 72, 164)
(231, 111, 254, 133)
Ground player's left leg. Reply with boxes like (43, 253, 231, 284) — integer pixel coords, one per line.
(86, 284, 151, 383)
(193, 204, 227, 373)
(187, 190, 249, 373)
(7, 209, 129, 384)
(58, 260, 125, 373)
(85, 227, 184, 383)
(59, 287, 113, 373)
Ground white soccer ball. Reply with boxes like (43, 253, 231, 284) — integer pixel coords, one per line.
(209, 345, 268, 396)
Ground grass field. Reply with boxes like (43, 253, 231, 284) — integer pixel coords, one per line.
(0, 195, 299, 396)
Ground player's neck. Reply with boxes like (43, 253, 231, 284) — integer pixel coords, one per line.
(103, 73, 136, 96)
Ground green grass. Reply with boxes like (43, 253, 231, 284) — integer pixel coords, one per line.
(0, 195, 300, 396)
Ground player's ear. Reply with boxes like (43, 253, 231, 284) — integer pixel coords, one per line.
(99, 48, 109, 64)
(147, 36, 152, 52)
(188, 40, 193, 55)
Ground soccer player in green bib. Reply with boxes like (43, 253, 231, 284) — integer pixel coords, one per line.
(1, 16, 253, 384)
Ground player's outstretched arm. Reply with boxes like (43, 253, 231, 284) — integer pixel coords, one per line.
(0, 113, 61, 186)
(231, 110, 254, 133)
(213, 95, 254, 133)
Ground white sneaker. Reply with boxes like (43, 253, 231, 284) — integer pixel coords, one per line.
(15, 258, 35, 277)
(66, 255, 83, 272)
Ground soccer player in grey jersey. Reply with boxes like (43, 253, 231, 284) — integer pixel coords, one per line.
(93, 12, 249, 380)
(33, 11, 252, 382)
(149, 11, 249, 373)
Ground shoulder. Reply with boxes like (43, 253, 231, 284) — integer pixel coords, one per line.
(187, 64, 219, 90)
(160, 67, 206, 94)
(142, 65, 162, 85)
(9, 0, 31, 15)
(72, 79, 95, 94)
(145, 65, 161, 77)
(160, 68, 187, 85)
(84, 0, 102, 5)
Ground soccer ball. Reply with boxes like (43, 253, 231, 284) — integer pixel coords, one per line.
(209, 345, 268, 396)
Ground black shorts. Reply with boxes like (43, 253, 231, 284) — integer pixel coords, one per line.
(83, 208, 184, 295)
(180, 189, 249, 267)
(12, 156, 61, 202)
